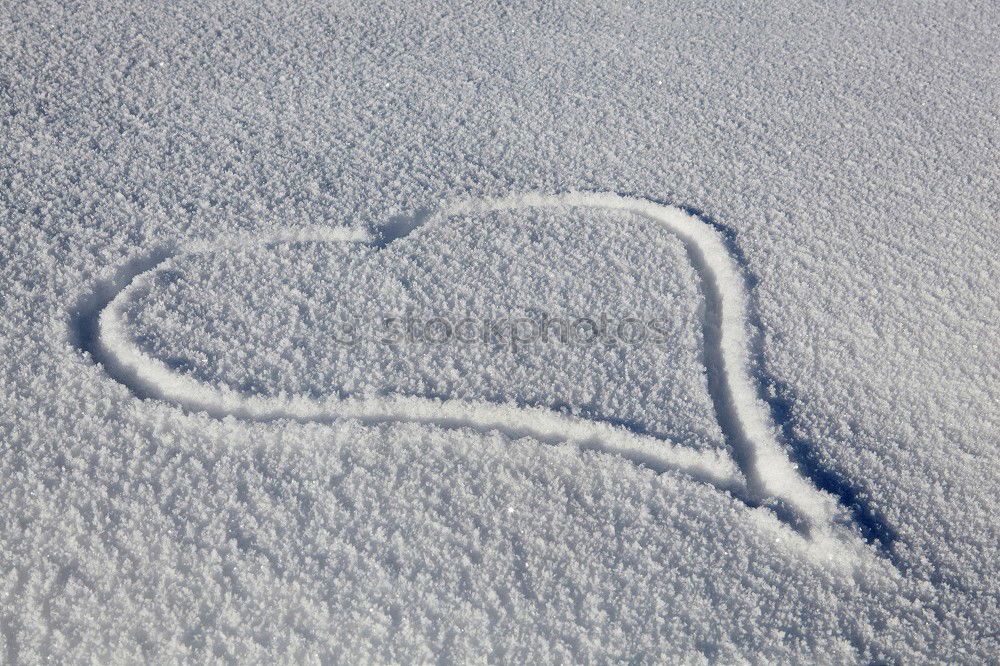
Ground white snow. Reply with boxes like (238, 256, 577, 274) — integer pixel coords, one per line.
(1, 0, 997, 662)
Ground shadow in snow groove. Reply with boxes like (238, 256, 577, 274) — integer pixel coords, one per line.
(70, 191, 886, 557)
(71, 247, 177, 401)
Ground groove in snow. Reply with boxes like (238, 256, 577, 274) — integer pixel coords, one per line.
(74, 191, 858, 556)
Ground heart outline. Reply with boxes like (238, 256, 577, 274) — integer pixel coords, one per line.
(75, 191, 858, 556)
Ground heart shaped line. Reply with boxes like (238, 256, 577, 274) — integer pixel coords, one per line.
(77, 192, 849, 552)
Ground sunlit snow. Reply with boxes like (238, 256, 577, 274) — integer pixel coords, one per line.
(2, 1, 997, 662)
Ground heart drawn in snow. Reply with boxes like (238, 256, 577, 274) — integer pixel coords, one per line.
(79, 192, 852, 551)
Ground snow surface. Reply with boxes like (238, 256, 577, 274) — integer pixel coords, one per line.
(2, 0, 998, 662)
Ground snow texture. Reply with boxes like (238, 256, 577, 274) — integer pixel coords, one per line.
(1, 0, 998, 662)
